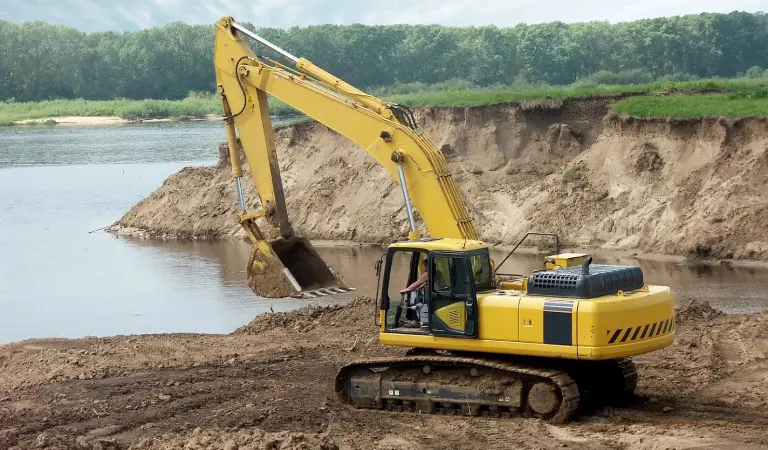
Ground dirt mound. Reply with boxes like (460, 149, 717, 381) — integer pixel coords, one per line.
(675, 298, 726, 323)
(236, 296, 374, 335)
(3, 297, 768, 449)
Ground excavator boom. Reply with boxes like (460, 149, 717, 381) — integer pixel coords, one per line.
(214, 17, 478, 298)
(215, 17, 478, 241)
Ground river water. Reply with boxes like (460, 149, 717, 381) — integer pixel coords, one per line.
(1, 121, 767, 344)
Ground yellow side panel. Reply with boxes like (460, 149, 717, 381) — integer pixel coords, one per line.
(518, 296, 544, 343)
(434, 302, 466, 333)
(477, 294, 520, 341)
(577, 285, 675, 359)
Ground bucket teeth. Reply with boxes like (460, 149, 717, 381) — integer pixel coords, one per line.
(300, 286, 357, 299)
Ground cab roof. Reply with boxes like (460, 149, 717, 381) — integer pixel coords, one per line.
(389, 237, 488, 252)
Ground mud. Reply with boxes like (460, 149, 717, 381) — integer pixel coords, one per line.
(2, 297, 768, 449)
(111, 99, 768, 262)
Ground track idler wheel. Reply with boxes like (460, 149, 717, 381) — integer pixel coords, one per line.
(527, 382, 560, 417)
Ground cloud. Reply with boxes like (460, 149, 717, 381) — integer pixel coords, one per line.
(1, 0, 765, 31)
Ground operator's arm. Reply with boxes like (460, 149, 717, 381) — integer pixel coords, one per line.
(401, 271, 428, 294)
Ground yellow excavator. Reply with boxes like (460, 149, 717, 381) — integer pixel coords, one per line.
(213, 17, 676, 422)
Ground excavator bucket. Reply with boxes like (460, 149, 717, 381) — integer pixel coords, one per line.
(246, 236, 353, 299)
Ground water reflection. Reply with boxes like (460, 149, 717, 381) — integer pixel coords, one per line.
(121, 238, 768, 315)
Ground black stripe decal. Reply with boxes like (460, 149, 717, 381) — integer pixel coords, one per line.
(607, 318, 676, 345)
(543, 311, 572, 345)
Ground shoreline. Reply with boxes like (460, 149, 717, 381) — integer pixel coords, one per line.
(11, 114, 224, 126)
(107, 227, 768, 270)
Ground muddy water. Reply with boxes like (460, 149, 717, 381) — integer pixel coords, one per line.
(146, 240, 768, 314)
(1, 122, 768, 344)
(0, 121, 307, 344)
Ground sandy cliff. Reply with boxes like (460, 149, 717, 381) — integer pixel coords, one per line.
(112, 99, 768, 260)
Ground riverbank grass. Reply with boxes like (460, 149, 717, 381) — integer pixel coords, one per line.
(385, 78, 768, 107)
(0, 97, 218, 126)
(2, 77, 767, 125)
(612, 91, 768, 118)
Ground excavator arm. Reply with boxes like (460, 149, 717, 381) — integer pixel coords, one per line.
(214, 17, 478, 298)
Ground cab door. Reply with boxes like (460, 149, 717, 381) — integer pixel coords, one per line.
(428, 252, 478, 338)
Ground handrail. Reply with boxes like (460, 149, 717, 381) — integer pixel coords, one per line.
(495, 232, 561, 275)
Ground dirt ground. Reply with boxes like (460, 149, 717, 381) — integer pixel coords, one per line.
(1, 297, 768, 450)
(111, 100, 768, 262)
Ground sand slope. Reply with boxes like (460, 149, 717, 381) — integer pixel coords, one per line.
(112, 99, 768, 260)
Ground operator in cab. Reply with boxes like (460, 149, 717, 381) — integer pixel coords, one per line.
(400, 259, 430, 328)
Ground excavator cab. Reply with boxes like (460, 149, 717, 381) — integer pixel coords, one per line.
(380, 239, 491, 337)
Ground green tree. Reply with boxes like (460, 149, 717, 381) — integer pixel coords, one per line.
(1, 12, 767, 102)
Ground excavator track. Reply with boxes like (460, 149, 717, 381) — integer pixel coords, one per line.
(335, 355, 580, 423)
(568, 357, 638, 408)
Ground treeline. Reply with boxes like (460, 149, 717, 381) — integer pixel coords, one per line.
(1, 11, 767, 102)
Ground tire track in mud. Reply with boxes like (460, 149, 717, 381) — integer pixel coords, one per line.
(2, 349, 338, 448)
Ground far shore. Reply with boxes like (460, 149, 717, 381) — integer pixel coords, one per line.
(13, 115, 224, 126)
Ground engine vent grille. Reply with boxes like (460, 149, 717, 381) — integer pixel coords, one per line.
(528, 264, 644, 299)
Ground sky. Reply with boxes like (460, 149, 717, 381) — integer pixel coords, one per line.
(0, 0, 764, 31)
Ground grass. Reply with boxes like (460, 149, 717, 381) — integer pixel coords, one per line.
(384, 78, 768, 108)
(0, 94, 296, 126)
(644, 142, 659, 152)
(613, 91, 768, 118)
(562, 165, 583, 182)
(0, 96, 220, 125)
(2, 77, 768, 126)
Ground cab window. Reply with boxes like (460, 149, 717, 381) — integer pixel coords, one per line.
(431, 256, 471, 296)
(470, 253, 493, 292)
